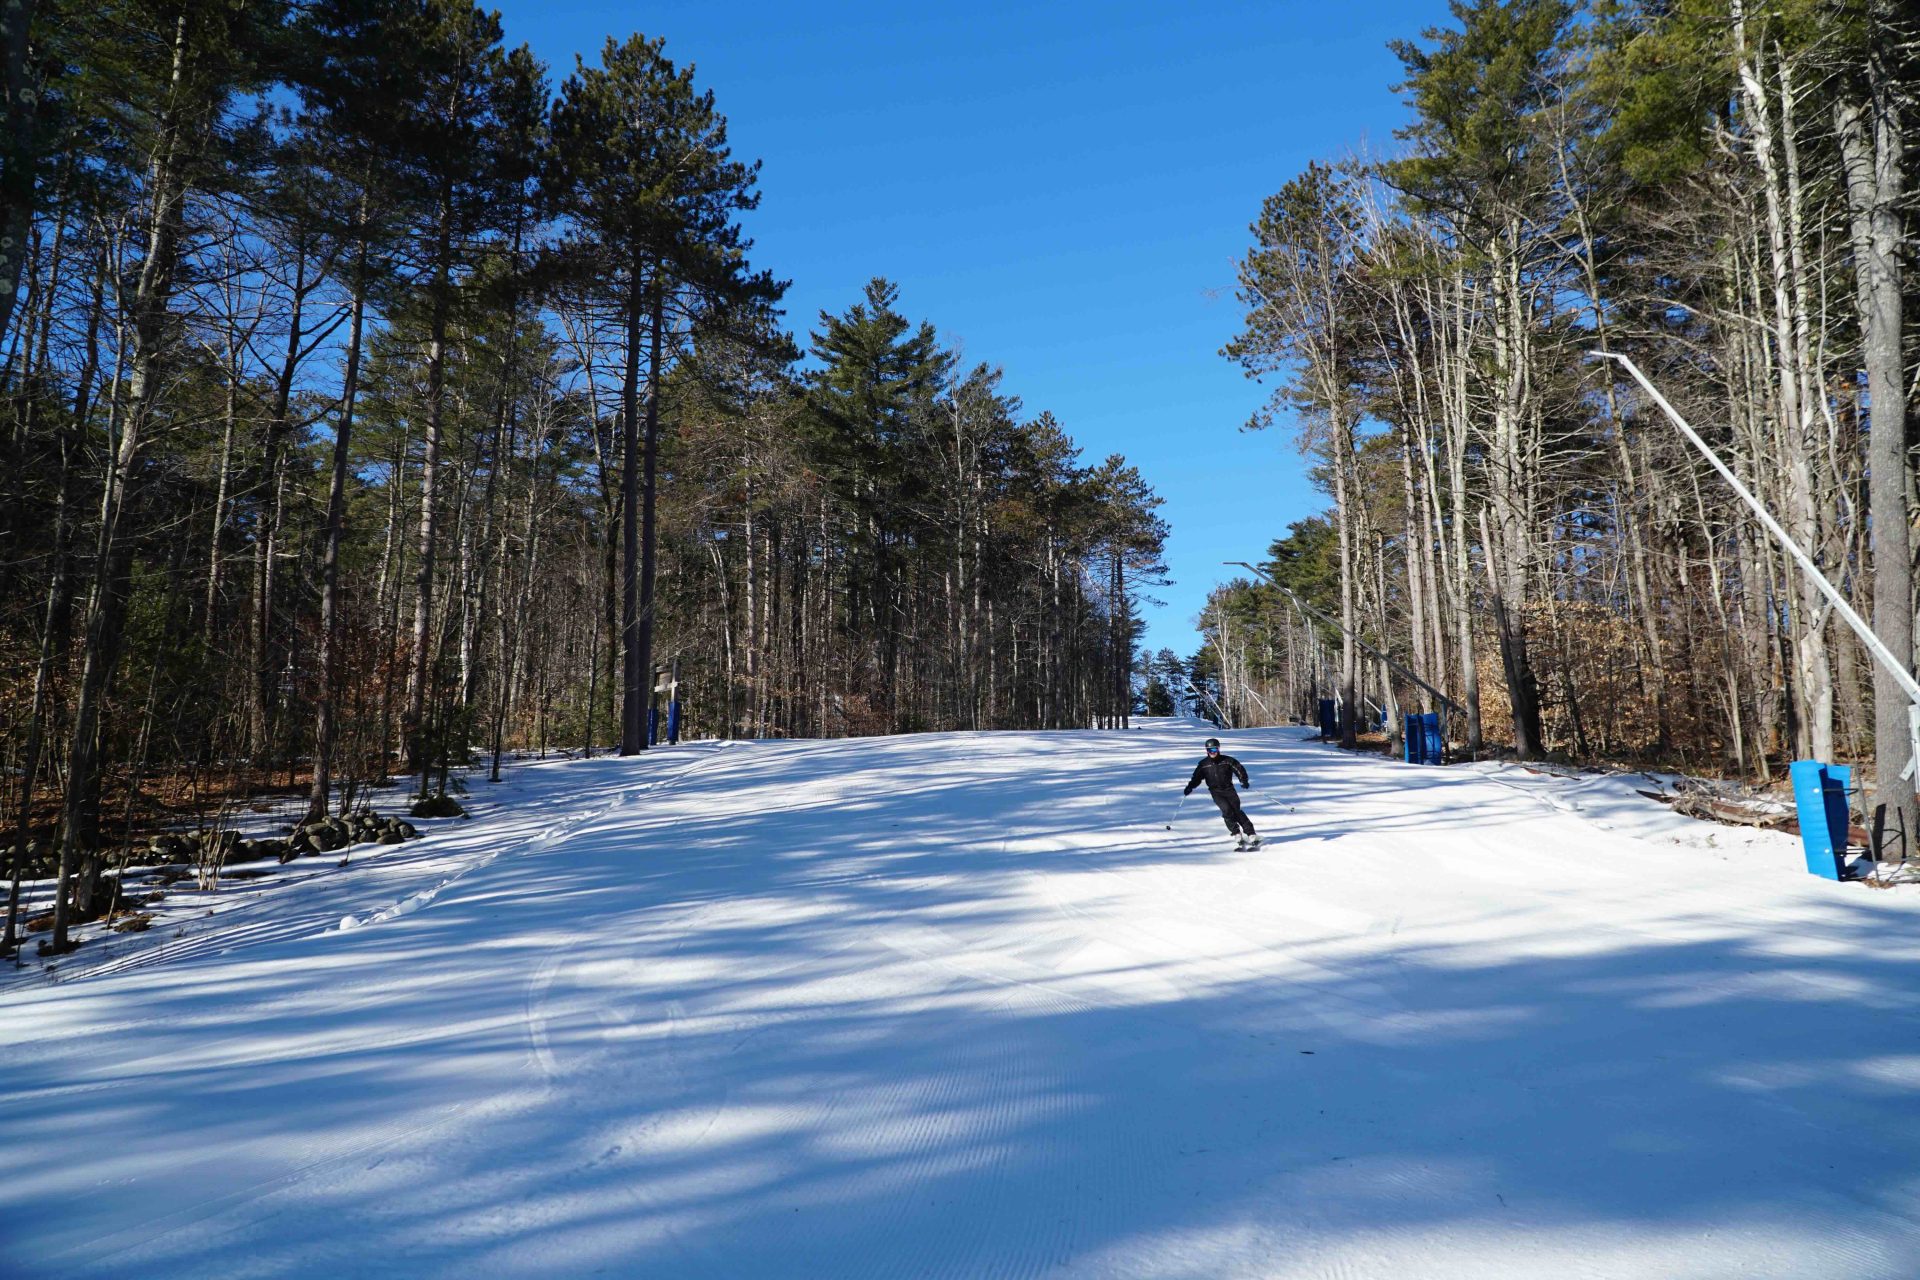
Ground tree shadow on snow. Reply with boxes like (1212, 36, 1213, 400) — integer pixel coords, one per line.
(6, 725, 1919, 1278)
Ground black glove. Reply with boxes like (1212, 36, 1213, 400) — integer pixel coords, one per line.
(1183, 786, 1194, 796)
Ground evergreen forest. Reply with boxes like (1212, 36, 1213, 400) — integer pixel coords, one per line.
(0, 1, 1168, 950)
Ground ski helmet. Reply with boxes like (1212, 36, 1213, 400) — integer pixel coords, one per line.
(1204, 737, 1221, 752)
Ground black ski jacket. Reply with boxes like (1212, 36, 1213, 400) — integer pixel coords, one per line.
(1185, 754, 1249, 797)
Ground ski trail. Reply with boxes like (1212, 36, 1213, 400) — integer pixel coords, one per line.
(50, 745, 731, 986)
(10, 721, 1920, 1279)
(17, 748, 739, 1275)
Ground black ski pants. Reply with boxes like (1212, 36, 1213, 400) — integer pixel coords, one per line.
(1208, 788, 1255, 836)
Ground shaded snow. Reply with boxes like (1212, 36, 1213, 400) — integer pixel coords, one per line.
(3, 719, 1918, 1278)
(1462, 758, 1788, 851)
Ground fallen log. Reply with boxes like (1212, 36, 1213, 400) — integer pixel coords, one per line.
(1667, 792, 1796, 831)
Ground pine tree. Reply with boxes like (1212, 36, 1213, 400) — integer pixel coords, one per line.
(385, 0, 528, 779)
(1385, 0, 1575, 760)
(46, 0, 291, 950)
(805, 278, 952, 723)
(548, 34, 781, 755)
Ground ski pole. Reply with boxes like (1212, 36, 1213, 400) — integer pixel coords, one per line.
(1255, 793, 1294, 819)
(1166, 792, 1189, 830)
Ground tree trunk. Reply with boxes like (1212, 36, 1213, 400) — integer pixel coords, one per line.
(618, 267, 646, 752)
(631, 279, 667, 752)
(1332, 413, 1358, 748)
(1734, 5, 1834, 762)
(308, 235, 369, 822)
(4, 402, 75, 951)
(250, 239, 312, 762)
(52, 10, 194, 950)
(404, 195, 455, 774)
(1487, 228, 1543, 759)
(1835, 16, 1915, 856)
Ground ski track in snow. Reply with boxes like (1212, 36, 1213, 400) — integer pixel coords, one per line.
(5, 719, 1920, 1278)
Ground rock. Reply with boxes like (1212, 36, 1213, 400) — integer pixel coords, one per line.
(4, 841, 46, 876)
(408, 795, 465, 819)
(377, 829, 404, 845)
(296, 822, 344, 852)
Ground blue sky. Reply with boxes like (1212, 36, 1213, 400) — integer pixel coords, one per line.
(497, 0, 1442, 657)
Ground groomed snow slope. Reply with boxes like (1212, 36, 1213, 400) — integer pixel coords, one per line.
(5, 719, 1920, 1279)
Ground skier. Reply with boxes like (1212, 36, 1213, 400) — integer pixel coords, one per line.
(1184, 737, 1260, 850)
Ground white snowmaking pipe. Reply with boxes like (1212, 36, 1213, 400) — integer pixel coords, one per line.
(1192, 677, 1235, 731)
(1595, 351, 1920, 778)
